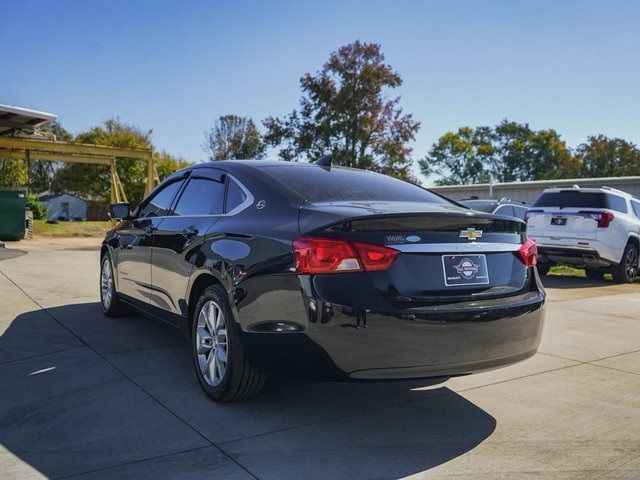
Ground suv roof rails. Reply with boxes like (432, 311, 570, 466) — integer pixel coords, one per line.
(601, 186, 630, 196)
(499, 197, 528, 205)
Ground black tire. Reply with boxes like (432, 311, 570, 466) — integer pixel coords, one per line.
(100, 252, 129, 317)
(585, 269, 605, 280)
(612, 242, 639, 283)
(191, 285, 266, 402)
(536, 261, 551, 275)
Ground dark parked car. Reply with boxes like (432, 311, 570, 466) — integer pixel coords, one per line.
(101, 160, 545, 402)
(460, 197, 530, 221)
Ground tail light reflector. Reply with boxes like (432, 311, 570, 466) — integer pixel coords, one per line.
(578, 210, 614, 228)
(293, 237, 399, 274)
(516, 239, 538, 267)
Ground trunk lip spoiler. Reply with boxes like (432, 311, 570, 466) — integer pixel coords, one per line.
(388, 242, 521, 253)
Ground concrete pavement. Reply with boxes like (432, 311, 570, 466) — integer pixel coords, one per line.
(1, 238, 639, 479)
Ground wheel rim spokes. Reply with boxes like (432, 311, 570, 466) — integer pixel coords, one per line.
(196, 300, 228, 386)
(626, 249, 638, 280)
(101, 260, 112, 309)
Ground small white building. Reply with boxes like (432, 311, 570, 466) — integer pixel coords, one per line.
(39, 193, 87, 221)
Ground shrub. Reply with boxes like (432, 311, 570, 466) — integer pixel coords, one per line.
(26, 193, 48, 220)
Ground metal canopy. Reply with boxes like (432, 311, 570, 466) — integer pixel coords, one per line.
(0, 104, 57, 136)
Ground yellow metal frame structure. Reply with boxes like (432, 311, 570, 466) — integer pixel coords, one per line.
(0, 136, 158, 224)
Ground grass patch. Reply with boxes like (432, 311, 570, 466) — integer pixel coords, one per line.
(33, 220, 111, 238)
(549, 265, 586, 278)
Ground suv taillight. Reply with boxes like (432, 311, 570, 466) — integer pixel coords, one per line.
(516, 239, 538, 267)
(293, 237, 399, 274)
(578, 211, 614, 228)
(524, 209, 543, 222)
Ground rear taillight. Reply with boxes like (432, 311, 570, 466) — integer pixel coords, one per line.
(524, 209, 543, 222)
(578, 210, 614, 228)
(516, 239, 538, 267)
(293, 237, 399, 274)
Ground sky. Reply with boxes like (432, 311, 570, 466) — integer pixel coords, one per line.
(2, 0, 639, 185)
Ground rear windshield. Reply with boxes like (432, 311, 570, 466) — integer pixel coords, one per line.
(460, 200, 497, 213)
(533, 191, 628, 213)
(259, 165, 452, 205)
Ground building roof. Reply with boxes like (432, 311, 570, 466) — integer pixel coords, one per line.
(39, 193, 87, 202)
(0, 104, 57, 136)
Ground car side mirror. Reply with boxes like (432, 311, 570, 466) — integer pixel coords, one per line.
(108, 203, 131, 220)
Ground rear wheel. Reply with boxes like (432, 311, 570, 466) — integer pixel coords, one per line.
(585, 269, 605, 280)
(192, 285, 266, 402)
(100, 253, 128, 317)
(612, 242, 638, 283)
(536, 262, 551, 275)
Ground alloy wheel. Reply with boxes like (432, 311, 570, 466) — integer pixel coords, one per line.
(101, 258, 113, 310)
(625, 247, 638, 281)
(196, 300, 229, 386)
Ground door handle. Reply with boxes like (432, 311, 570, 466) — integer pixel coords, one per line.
(182, 226, 198, 238)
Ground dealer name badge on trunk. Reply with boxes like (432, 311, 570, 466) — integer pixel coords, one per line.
(442, 254, 490, 286)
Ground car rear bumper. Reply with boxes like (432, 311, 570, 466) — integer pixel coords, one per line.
(237, 274, 545, 381)
(536, 243, 615, 268)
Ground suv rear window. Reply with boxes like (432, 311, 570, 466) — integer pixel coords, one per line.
(533, 191, 628, 213)
(259, 165, 452, 205)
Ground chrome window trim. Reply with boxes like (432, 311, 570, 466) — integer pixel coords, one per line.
(388, 242, 521, 253)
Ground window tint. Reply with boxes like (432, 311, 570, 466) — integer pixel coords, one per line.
(512, 205, 528, 220)
(138, 180, 183, 218)
(632, 200, 640, 217)
(606, 194, 627, 213)
(533, 190, 629, 212)
(225, 178, 248, 213)
(494, 205, 515, 217)
(174, 178, 225, 216)
(259, 165, 452, 205)
(460, 200, 497, 213)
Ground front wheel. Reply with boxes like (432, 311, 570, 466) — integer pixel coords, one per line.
(192, 285, 266, 402)
(612, 242, 639, 283)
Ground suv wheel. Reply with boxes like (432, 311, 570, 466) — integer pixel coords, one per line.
(192, 285, 266, 402)
(612, 242, 638, 283)
(100, 253, 128, 317)
(585, 269, 605, 280)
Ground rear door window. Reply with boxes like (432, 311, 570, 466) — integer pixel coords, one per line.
(512, 205, 528, 220)
(631, 200, 640, 218)
(174, 178, 225, 215)
(494, 205, 515, 217)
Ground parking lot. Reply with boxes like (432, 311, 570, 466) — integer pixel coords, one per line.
(1, 238, 639, 480)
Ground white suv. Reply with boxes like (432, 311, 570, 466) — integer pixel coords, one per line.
(526, 186, 640, 283)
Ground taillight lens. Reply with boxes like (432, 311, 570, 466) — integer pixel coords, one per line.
(524, 209, 543, 222)
(516, 239, 538, 267)
(293, 237, 399, 274)
(578, 210, 614, 228)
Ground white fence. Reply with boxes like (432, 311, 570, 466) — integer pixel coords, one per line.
(430, 176, 640, 204)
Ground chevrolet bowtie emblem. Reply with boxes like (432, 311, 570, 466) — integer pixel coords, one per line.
(459, 228, 483, 241)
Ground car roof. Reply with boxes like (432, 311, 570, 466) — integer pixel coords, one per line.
(541, 186, 634, 198)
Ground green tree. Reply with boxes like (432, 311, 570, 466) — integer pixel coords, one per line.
(29, 120, 73, 192)
(53, 118, 190, 205)
(264, 40, 420, 180)
(577, 135, 640, 177)
(418, 127, 492, 185)
(203, 115, 264, 160)
(421, 120, 579, 185)
(0, 158, 27, 190)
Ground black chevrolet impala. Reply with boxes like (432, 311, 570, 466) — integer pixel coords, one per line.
(101, 160, 545, 401)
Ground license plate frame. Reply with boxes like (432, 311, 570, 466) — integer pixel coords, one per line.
(442, 254, 490, 287)
(551, 216, 567, 226)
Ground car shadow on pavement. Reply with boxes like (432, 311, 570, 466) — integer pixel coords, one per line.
(541, 274, 612, 289)
(0, 302, 497, 479)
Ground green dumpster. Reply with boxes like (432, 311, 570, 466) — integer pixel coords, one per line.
(0, 190, 26, 241)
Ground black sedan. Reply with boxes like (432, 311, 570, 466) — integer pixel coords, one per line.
(101, 160, 545, 402)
